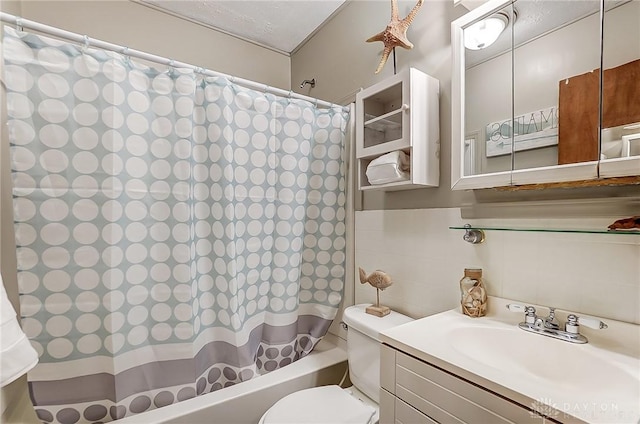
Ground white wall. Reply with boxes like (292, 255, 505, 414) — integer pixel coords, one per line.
(355, 209, 640, 325)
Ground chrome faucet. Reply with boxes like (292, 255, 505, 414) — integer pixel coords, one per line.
(542, 307, 560, 330)
(506, 304, 607, 344)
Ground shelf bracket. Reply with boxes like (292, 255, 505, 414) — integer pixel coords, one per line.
(462, 224, 485, 244)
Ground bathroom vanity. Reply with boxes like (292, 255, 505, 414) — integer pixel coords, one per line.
(379, 297, 640, 423)
(379, 346, 540, 423)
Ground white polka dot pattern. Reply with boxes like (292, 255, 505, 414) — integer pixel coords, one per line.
(4, 27, 349, 363)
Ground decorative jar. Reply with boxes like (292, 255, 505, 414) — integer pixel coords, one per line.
(460, 268, 487, 317)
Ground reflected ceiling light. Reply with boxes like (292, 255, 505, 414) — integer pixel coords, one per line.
(464, 12, 509, 50)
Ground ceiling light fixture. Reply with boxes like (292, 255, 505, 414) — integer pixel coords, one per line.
(464, 12, 509, 50)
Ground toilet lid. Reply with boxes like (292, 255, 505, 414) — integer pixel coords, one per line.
(261, 385, 376, 424)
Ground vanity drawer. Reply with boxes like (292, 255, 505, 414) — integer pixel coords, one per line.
(395, 352, 536, 423)
(395, 397, 439, 424)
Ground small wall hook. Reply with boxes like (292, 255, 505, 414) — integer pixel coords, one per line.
(299, 78, 316, 89)
(462, 224, 485, 244)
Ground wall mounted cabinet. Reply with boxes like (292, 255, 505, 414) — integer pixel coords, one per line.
(451, 0, 640, 190)
(356, 68, 440, 191)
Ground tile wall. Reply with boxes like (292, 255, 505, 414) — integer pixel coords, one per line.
(355, 209, 640, 324)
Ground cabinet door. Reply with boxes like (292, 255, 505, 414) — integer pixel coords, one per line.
(380, 388, 395, 424)
(451, 0, 606, 189)
(380, 344, 396, 394)
(356, 71, 409, 159)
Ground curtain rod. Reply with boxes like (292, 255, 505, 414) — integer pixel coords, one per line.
(0, 12, 344, 110)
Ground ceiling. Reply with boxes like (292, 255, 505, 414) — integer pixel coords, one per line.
(137, 0, 348, 54)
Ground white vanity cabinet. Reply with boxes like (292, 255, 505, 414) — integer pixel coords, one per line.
(355, 67, 440, 191)
(380, 344, 566, 424)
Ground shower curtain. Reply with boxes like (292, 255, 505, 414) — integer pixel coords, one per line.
(3, 27, 349, 423)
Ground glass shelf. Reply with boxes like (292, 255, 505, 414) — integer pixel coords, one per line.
(364, 110, 402, 130)
(449, 226, 640, 236)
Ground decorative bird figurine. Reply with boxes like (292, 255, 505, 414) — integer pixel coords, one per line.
(366, 0, 424, 74)
(359, 267, 393, 316)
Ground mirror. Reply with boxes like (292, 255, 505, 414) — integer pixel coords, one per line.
(600, 0, 640, 177)
(451, 0, 640, 190)
(513, 1, 600, 173)
(464, 3, 514, 179)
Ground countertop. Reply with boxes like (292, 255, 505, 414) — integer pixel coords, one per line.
(379, 297, 640, 424)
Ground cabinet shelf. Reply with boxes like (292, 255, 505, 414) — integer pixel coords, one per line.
(359, 178, 411, 191)
(364, 110, 402, 131)
(357, 139, 407, 159)
(449, 225, 640, 236)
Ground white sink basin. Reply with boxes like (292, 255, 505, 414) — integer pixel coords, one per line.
(448, 326, 639, 396)
(380, 297, 640, 423)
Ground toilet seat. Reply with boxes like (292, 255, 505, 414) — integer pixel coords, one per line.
(259, 385, 376, 424)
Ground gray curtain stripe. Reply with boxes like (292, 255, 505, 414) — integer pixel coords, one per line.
(115, 360, 195, 401)
(30, 360, 194, 405)
(31, 373, 117, 405)
(194, 325, 264, 372)
(29, 316, 333, 405)
(194, 316, 333, 371)
(297, 315, 333, 339)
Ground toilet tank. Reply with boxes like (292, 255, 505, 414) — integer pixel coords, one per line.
(342, 304, 413, 403)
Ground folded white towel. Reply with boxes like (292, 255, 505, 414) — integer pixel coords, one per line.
(366, 150, 410, 185)
(1, 275, 38, 388)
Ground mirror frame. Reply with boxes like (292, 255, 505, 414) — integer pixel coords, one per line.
(451, 0, 639, 190)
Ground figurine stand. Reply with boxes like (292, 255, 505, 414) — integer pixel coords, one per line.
(366, 304, 390, 317)
(366, 288, 390, 317)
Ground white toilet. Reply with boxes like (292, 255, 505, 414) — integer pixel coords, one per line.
(258, 304, 413, 424)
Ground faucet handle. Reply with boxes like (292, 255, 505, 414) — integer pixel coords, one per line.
(506, 303, 536, 314)
(506, 303, 536, 324)
(506, 303, 526, 313)
(577, 316, 608, 330)
(565, 314, 608, 334)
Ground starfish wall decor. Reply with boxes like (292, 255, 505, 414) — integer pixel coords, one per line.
(367, 0, 424, 74)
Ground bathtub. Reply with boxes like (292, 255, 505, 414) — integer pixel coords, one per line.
(116, 334, 347, 424)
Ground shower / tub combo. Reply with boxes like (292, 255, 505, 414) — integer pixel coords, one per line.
(2, 14, 352, 424)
